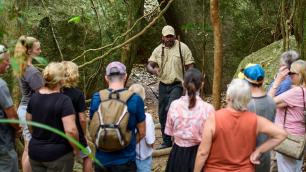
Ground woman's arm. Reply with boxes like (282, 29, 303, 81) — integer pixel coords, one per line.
(26, 112, 32, 133)
(250, 116, 287, 164)
(79, 112, 87, 135)
(194, 113, 215, 172)
(268, 66, 289, 98)
(62, 115, 79, 153)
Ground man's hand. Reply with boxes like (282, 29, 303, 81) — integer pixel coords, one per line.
(147, 62, 160, 76)
(153, 67, 160, 76)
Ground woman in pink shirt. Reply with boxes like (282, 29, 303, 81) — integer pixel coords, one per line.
(268, 59, 306, 172)
(165, 68, 214, 172)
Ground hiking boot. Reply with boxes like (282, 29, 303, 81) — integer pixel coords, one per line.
(156, 143, 172, 150)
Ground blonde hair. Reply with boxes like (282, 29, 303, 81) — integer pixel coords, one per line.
(14, 35, 39, 77)
(128, 83, 145, 100)
(62, 61, 79, 88)
(43, 62, 65, 89)
(290, 60, 306, 86)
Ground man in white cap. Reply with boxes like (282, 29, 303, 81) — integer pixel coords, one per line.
(147, 25, 194, 149)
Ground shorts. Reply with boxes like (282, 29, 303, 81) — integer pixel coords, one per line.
(80, 146, 92, 159)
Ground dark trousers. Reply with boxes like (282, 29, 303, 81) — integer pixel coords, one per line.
(30, 152, 74, 172)
(95, 161, 136, 172)
(158, 82, 183, 146)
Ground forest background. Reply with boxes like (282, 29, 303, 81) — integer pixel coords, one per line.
(0, 0, 305, 108)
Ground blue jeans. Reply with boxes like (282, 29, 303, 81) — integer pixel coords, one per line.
(136, 156, 152, 172)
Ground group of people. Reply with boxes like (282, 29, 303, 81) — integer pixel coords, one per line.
(0, 36, 92, 172)
(0, 24, 304, 172)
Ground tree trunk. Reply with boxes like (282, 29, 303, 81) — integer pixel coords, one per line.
(210, 0, 223, 109)
(293, 0, 306, 59)
(121, 0, 145, 78)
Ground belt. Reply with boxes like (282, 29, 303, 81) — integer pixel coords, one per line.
(160, 81, 182, 86)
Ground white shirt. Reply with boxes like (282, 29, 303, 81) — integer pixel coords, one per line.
(136, 113, 155, 160)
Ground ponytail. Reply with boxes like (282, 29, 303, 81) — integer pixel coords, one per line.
(183, 68, 203, 109)
(186, 81, 197, 109)
(13, 35, 38, 77)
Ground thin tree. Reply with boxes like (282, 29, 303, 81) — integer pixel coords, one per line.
(210, 0, 223, 109)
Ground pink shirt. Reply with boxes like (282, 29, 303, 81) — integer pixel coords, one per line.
(275, 86, 306, 136)
(165, 95, 215, 147)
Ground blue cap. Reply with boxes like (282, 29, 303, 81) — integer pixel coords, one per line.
(243, 64, 265, 84)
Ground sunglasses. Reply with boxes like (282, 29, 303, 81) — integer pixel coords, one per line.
(288, 71, 298, 75)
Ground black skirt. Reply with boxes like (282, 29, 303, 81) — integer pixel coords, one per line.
(166, 143, 199, 172)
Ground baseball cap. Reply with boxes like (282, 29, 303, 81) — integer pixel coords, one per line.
(238, 63, 265, 84)
(106, 61, 126, 76)
(162, 25, 175, 36)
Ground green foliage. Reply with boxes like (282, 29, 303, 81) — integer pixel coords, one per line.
(68, 16, 81, 24)
(181, 23, 212, 36)
(0, 119, 103, 167)
(10, 57, 20, 74)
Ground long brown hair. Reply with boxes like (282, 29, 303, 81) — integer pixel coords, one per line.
(14, 35, 39, 77)
(183, 68, 203, 109)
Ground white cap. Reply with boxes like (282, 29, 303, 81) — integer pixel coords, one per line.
(162, 25, 175, 36)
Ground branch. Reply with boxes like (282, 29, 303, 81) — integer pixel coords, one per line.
(85, 0, 104, 92)
(78, 0, 174, 69)
(41, 0, 64, 60)
(72, 0, 166, 62)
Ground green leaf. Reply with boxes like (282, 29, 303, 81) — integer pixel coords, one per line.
(68, 16, 81, 24)
(33, 56, 48, 65)
(0, 119, 104, 168)
(10, 57, 20, 74)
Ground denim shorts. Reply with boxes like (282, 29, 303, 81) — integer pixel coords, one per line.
(17, 105, 32, 141)
(136, 156, 152, 172)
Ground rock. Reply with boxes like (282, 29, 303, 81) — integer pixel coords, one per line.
(234, 37, 297, 88)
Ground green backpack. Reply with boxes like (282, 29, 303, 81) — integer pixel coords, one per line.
(89, 89, 133, 152)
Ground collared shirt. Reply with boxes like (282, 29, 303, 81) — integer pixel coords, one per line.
(165, 95, 214, 147)
(275, 86, 306, 136)
(148, 40, 194, 84)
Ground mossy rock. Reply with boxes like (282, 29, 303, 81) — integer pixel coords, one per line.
(234, 37, 297, 88)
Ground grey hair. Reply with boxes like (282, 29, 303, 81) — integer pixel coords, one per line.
(226, 79, 251, 111)
(280, 50, 299, 68)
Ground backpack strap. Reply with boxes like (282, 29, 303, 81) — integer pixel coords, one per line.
(118, 90, 134, 103)
(99, 89, 112, 101)
(99, 89, 134, 102)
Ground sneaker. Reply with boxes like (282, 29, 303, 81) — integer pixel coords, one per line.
(156, 143, 172, 150)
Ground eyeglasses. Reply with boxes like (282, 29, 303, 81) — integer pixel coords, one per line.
(288, 71, 298, 76)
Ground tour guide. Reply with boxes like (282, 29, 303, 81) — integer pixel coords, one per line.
(147, 25, 194, 149)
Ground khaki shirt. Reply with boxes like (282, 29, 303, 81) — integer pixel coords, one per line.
(148, 40, 194, 84)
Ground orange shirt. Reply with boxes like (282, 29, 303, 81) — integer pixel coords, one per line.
(205, 108, 257, 172)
